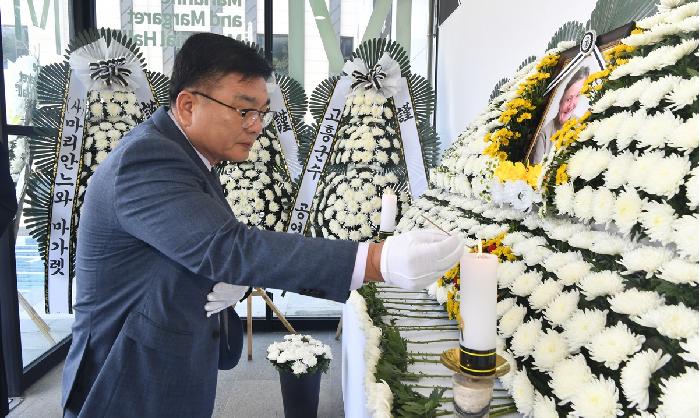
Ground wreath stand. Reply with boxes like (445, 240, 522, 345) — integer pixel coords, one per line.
(246, 288, 297, 360)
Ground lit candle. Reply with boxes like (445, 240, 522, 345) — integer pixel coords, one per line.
(459, 252, 498, 377)
(379, 189, 398, 233)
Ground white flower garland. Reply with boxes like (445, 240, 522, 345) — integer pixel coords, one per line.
(347, 291, 393, 417)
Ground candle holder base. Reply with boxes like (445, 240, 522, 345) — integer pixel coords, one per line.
(440, 348, 510, 379)
(452, 373, 494, 418)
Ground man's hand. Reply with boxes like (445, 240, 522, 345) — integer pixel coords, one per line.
(371, 230, 464, 290)
(204, 282, 249, 317)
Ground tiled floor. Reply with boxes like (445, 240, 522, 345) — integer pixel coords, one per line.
(8, 330, 344, 418)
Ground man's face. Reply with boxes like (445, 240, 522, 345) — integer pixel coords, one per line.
(182, 73, 269, 164)
(557, 78, 584, 125)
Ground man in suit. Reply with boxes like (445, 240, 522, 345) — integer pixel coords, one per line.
(62, 33, 462, 417)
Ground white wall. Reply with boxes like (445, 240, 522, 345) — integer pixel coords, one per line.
(435, 0, 597, 152)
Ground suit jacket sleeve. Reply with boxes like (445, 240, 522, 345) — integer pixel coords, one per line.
(113, 136, 357, 302)
(0, 142, 17, 235)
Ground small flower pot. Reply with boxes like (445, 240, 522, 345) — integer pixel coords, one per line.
(278, 368, 323, 418)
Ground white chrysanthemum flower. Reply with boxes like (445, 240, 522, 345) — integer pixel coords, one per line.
(548, 354, 594, 402)
(628, 151, 665, 189)
(657, 368, 699, 418)
(638, 75, 679, 108)
(579, 271, 625, 300)
(555, 182, 575, 216)
(541, 251, 580, 271)
(570, 375, 623, 418)
(563, 309, 608, 351)
(532, 392, 559, 418)
(543, 222, 583, 242)
(582, 149, 613, 181)
(587, 322, 645, 370)
(685, 171, 698, 209)
(567, 147, 594, 179)
(83, 152, 92, 168)
(544, 291, 580, 326)
(497, 261, 526, 288)
(639, 201, 677, 243)
(645, 153, 691, 198)
(498, 304, 527, 338)
(634, 303, 699, 340)
(511, 370, 534, 416)
(511, 318, 542, 359)
(666, 76, 699, 109)
(497, 297, 515, 318)
(679, 334, 698, 363)
(532, 329, 569, 372)
(669, 114, 699, 152)
(501, 231, 529, 246)
(621, 349, 672, 410)
(613, 188, 644, 233)
(609, 288, 665, 316)
(659, 258, 699, 286)
(95, 150, 108, 164)
(521, 246, 552, 267)
(605, 152, 635, 189)
(573, 186, 594, 221)
(591, 187, 616, 225)
(590, 235, 631, 255)
(638, 111, 681, 149)
(620, 246, 673, 277)
(528, 279, 563, 311)
(555, 260, 591, 286)
(510, 270, 542, 297)
(671, 215, 699, 260)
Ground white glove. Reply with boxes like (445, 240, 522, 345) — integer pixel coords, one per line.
(204, 282, 249, 317)
(380, 229, 464, 291)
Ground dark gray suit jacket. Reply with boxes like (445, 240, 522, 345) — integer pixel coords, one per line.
(62, 107, 357, 417)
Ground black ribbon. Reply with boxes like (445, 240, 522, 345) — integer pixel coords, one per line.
(351, 63, 387, 91)
(89, 57, 131, 88)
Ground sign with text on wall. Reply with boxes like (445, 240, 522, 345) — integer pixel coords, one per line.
(120, 0, 248, 47)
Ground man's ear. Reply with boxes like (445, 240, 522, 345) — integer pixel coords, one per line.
(174, 91, 195, 127)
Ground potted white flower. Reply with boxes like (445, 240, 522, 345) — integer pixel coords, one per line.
(267, 334, 333, 418)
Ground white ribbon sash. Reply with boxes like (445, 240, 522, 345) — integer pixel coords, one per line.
(286, 77, 352, 234)
(268, 83, 302, 180)
(46, 38, 157, 313)
(393, 78, 428, 198)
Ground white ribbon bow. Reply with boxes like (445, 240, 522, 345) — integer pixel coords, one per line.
(69, 38, 146, 92)
(342, 52, 401, 98)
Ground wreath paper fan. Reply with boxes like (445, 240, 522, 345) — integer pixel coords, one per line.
(546, 21, 586, 51)
(586, 0, 657, 34)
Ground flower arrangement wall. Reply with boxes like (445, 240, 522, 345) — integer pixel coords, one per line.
(368, 0, 698, 416)
(216, 73, 307, 232)
(23, 28, 170, 313)
(299, 39, 440, 241)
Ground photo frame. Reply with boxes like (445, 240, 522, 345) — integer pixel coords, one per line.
(524, 24, 634, 164)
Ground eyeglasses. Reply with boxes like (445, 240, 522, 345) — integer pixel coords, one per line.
(189, 91, 275, 128)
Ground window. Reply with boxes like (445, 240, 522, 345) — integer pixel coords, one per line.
(1, 0, 73, 369)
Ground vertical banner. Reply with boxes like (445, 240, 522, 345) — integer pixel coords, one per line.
(45, 71, 87, 313)
(394, 77, 429, 198)
(268, 83, 302, 180)
(287, 77, 352, 234)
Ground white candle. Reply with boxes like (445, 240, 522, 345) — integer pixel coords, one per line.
(379, 190, 398, 233)
(459, 252, 498, 352)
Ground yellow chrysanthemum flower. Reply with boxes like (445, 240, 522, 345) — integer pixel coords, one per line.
(555, 164, 569, 185)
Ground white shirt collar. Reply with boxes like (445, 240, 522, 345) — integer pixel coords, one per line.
(167, 109, 212, 171)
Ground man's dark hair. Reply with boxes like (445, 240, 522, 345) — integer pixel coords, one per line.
(169, 33, 273, 103)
